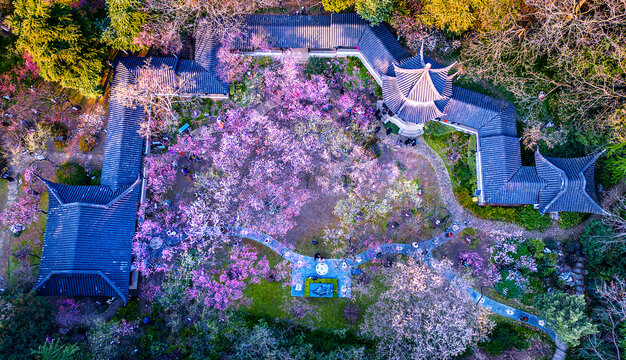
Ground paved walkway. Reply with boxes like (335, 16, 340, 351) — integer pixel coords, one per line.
(205, 225, 565, 350)
(205, 227, 354, 297)
(185, 135, 574, 358)
(411, 136, 589, 240)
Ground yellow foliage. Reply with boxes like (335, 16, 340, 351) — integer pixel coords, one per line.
(419, 0, 519, 34)
(322, 0, 356, 12)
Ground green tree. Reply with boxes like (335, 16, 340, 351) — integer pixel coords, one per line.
(480, 322, 529, 355)
(580, 220, 626, 280)
(0, 290, 54, 360)
(322, 0, 356, 12)
(32, 341, 84, 360)
(418, 0, 518, 34)
(420, 0, 477, 34)
(8, 0, 104, 98)
(101, 0, 146, 52)
(355, 0, 396, 25)
(605, 142, 626, 185)
(534, 292, 597, 347)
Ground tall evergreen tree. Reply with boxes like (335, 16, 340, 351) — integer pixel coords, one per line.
(8, 0, 104, 98)
(101, 0, 146, 52)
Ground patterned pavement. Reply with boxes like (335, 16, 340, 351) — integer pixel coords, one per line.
(204, 225, 562, 346)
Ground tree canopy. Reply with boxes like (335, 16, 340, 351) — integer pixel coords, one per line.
(534, 292, 597, 347)
(101, 0, 146, 52)
(360, 260, 493, 359)
(8, 0, 104, 98)
(0, 290, 54, 360)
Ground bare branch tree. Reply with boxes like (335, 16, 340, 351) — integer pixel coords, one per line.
(138, 0, 279, 52)
(581, 277, 626, 360)
(462, 0, 626, 147)
(112, 62, 195, 136)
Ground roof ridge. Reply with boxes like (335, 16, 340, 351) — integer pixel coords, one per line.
(478, 102, 514, 131)
(34, 270, 128, 304)
(536, 151, 567, 213)
(39, 178, 140, 208)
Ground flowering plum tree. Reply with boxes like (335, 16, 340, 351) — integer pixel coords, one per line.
(134, 55, 382, 319)
(55, 298, 83, 329)
(113, 62, 191, 136)
(458, 251, 484, 276)
(0, 166, 51, 233)
(360, 259, 493, 359)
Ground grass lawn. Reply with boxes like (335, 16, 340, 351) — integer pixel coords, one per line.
(243, 237, 353, 329)
(293, 231, 343, 259)
(243, 239, 390, 330)
(6, 191, 48, 284)
(243, 273, 356, 330)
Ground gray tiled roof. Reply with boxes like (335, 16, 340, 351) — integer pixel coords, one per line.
(224, 14, 409, 77)
(380, 53, 453, 124)
(329, 13, 369, 46)
(236, 14, 333, 49)
(42, 181, 133, 205)
(480, 135, 523, 203)
(35, 179, 141, 302)
(487, 166, 545, 205)
(177, 60, 229, 95)
(357, 25, 409, 76)
(231, 13, 369, 50)
(36, 13, 607, 303)
(535, 151, 607, 214)
(382, 75, 444, 123)
(442, 87, 515, 135)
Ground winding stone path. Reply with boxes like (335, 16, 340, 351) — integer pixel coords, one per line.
(205, 225, 564, 351)
(197, 134, 575, 358)
(411, 136, 589, 240)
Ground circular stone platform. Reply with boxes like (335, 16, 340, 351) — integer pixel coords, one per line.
(316, 263, 329, 275)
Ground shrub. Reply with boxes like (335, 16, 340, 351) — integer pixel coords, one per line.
(56, 163, 90, 186)
(79, 134, 98, 153)
(383, 121, 400, 134)
(89, 169, 101, 186)
(514, 206, 552, 231)
(343, 304, 360, 324)
(480, 322, 530, 356)
(558, 212, 587, 229)
(495, 271, 525, 298)
(112, 299, 141, 322)
(49, 122, 68, 149)
(455, 187, 516, 222)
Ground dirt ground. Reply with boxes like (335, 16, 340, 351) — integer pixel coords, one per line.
(283, 134, 447, 257)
